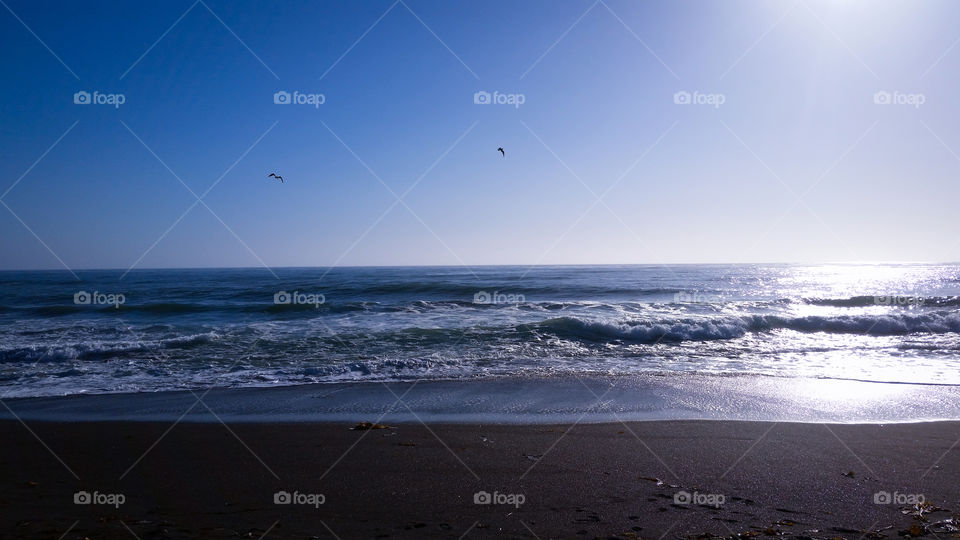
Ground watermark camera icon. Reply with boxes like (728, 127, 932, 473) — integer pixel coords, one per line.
(274, 291, 291, 304)
(74, 91, 91, 105)
(473, 291, 491, 304)
(673, 490, 692, 504)
(74, 490, 92, 504)
(673, 91, 691, 105)
(274, 490, 291, 504)
(74, 291, 92, 305)
(474, 91, 491, 105)
(474, 490, 492, 504)
(873, 91, 891, 105)
(274, 91, 291, 104)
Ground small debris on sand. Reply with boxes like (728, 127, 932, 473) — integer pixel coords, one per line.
(351, 422, 392, 430)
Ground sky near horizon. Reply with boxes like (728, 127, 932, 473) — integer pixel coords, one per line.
(2, 0, 960, 271)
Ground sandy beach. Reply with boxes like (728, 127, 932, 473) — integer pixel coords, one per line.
(1, 418, 957, 539)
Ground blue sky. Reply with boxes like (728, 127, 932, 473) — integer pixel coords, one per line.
(2, 0, 960, 270)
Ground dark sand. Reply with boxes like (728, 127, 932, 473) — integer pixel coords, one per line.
(1, 420, 958, 539)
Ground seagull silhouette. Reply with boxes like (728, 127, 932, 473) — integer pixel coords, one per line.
(497, 147, 504, 157)
(268, 173, 284, 183)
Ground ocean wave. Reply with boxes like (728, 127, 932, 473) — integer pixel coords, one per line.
(0, 332, 221, 363)
(805, 296, 960, 308)
(0, 301, 379, 316)
(754, 312, 960, 335)
(529, 317, 747, 343)
(530, 312, 960, 343)
(0, 298, 671, 318)
(0, 342, 147, 363)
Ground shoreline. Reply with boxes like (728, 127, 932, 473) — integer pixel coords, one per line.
(4, 374, 960, 424)
(2, 419, 957, 538)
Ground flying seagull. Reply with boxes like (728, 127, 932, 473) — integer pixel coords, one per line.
(268, 173, 284, 183)
(497, 147, 504, 157)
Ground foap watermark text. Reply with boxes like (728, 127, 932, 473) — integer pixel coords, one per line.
(874, 491, 924, 505)
(873, 90, 925, 108)
(74, 291, 125, 308)
(674, 90, 725, 108)
(674, 291, 721, 303)
(274, 490, 325, 508)
(74, 90, 125, 108)
(74, 490, 125, 508)
(274, 291, 325, 307)
(274, 90, 325, 108)
(474, 490, 525, 508)
(874, 295, 925, 307)
(473, 290, 525, 304)
(474, 90, 525, 108)
(674, 490, 725, 508)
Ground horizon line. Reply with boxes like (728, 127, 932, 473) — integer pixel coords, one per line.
(0, 260, 954, 273)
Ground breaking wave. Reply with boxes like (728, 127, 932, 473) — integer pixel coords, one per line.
(532, 311, 960, 343)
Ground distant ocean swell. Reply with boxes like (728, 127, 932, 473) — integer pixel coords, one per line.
(3, 294, 959, 317)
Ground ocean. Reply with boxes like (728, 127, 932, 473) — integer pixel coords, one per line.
(2, 263, 959, 399)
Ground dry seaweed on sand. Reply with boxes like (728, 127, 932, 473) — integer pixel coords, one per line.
(900, 501, 947, 519)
